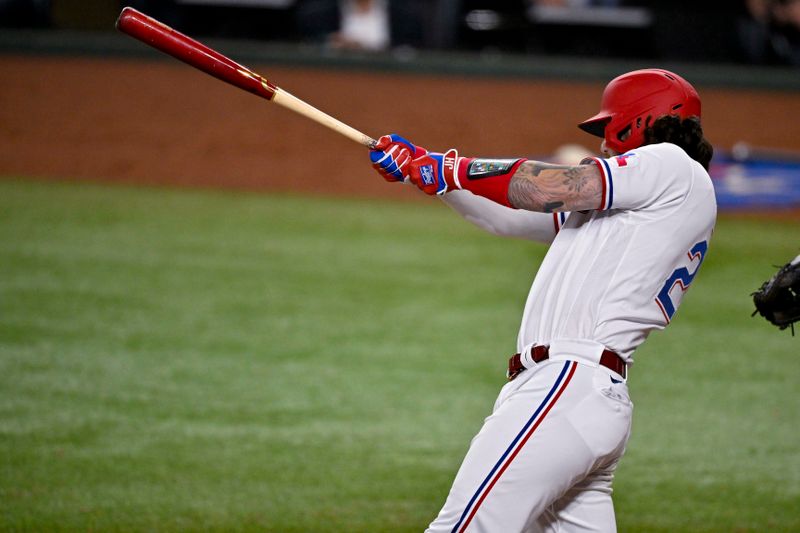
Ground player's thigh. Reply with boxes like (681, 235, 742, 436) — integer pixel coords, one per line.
(527, 464, 620, 533)
(429, 362, 617, 532)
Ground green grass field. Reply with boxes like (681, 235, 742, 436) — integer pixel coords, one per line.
(1, 179, 798, 532)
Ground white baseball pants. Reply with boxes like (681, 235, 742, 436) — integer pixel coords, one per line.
(427, 359, 633, 533)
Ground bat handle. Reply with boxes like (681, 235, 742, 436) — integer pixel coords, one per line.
(272, 89, 376, 149)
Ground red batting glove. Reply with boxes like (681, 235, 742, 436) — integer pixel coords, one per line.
(369, 134, 428, 183)
(407, 149, 464, 196)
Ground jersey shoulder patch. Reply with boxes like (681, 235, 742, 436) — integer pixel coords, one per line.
(613, 152, 638, 168)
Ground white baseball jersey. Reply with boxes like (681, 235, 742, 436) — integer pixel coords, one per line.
(431, 142, 716, 532)
(517, 142, 717, 363)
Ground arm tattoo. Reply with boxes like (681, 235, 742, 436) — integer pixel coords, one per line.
(507, 161, 603, 212)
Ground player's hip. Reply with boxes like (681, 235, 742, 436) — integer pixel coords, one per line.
(493, 360, 633, 461)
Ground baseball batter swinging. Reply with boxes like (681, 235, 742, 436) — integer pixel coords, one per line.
(369, 69, 716, 532)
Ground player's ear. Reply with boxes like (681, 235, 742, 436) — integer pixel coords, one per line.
(599, 140, 617, 158)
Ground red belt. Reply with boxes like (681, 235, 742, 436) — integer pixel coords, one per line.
(507, 345, 626, 381)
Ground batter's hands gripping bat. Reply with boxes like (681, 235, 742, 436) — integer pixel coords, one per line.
(115, 7, 377, 149)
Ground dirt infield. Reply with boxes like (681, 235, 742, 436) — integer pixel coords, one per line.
(2, 55, 800, 203)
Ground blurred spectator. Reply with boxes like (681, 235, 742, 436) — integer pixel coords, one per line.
(296, 0, 390, 50)
(739, 0, 777, 62)
(739, 0, 800, 65)
(297, 0, 428, 51)
(770, 0, 800, 64)
(329, 0, 389, 51)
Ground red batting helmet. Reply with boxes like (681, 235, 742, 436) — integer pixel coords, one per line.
(578, 68, 701, 154)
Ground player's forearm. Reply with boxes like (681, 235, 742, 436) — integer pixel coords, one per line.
(369, 137, 604, 212)
(410, 153, 603, 213)
(507, 161, 603, 213)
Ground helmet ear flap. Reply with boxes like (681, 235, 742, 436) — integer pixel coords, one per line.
(616, 124, 632, 144)
(614, 113, 654, 152)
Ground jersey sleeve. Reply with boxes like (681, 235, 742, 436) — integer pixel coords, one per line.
(442, 190, 559, 244)
(586, 143, 694, 212)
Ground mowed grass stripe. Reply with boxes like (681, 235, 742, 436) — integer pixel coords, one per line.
(0, 179, 798, 532)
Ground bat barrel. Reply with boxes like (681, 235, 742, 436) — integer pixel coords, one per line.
(116, 7, 277, 100)
(116, 7, 375, 148)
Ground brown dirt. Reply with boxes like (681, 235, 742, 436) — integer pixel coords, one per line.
(2, 54, 800, 207)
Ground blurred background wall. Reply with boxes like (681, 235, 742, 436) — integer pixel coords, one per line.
(1, 0, 799, 206)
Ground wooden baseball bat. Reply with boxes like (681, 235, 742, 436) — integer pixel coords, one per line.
(116, 7, 377, 149)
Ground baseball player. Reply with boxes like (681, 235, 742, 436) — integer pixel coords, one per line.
(369, 69, 716, 532)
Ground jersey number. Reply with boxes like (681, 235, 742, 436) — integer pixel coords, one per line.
(656, 240, 708, 322)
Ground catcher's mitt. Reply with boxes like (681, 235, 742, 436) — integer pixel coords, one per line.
(752, 255, 800, 334)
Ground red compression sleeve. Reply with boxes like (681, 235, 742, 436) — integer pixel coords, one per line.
(454, 157, 527, 208)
